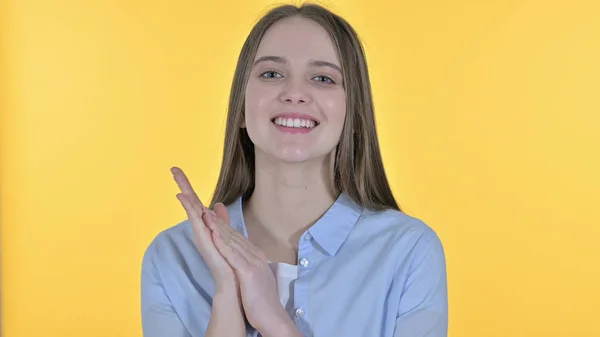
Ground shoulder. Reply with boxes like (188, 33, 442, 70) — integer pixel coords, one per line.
(358, 208, 441, 244)
(141, 218, 220, 298)
(354, 208, 446, 269)
(142, 219, 197, 271)
(141, 219, 222, 335)
(142, 198, 241, 270)
(359, 212, 448, 323)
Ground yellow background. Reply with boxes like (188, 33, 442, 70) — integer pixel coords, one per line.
(1, 0, 599, 336)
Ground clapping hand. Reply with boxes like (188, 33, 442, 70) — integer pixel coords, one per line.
(203, 204, 302, 337)
(171, 167, 239, 294)
(172, 166, 300, 337)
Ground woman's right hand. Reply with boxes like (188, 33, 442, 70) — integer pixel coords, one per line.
(171, 166, 238, 294)
(172, 167, 247, 337)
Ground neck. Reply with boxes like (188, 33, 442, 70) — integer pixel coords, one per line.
(243, 152, 338, 248)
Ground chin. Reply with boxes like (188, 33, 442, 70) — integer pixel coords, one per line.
(253, 140, 338, 165)
(272, 149, 314, 163)
(267, 145, 337, 165)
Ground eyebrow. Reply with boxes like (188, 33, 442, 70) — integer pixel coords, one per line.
(253, 55, 343, 74)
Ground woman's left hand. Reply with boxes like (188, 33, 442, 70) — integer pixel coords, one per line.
(203, 204, 301, 337)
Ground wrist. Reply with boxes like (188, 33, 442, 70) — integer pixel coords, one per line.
(207, 291, 246, 337)
(214, 277, 240, 298)
(258, 313, 302, 337)
(213, 289, 242, 309)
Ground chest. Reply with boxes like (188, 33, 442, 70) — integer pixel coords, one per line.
(246, 224, 300, 265)
(258, 250, 401, 337)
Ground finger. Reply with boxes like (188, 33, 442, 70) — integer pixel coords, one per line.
(201, 203, 231, 234)
(171, 167, 205, 213)
(202, 207, 264, 261)
(214, 203, 231, 224)
(201, 208, 218, 232)
(219, 227, 253, 262)
(177, 194, 210, 244)
(176, 193, 201, 223)
(212, 230, 250, 272)
(204, 207, 232, 234)
(208, 211, 265, 262)
(231, 232, 267, 262)
(171, 167, 195, 195)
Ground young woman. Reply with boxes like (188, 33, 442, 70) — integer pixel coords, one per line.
(141, 3, 448, 337)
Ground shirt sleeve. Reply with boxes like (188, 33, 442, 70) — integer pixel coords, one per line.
(141, 240, 192, 337)
(394, 229, 449, 337)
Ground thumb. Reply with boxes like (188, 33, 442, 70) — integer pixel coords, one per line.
(213, 203, 231, 225)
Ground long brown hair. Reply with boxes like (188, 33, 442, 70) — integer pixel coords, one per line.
(209, 3, 401, 212)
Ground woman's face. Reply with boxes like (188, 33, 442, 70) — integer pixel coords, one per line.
(244, 16, 346, 164)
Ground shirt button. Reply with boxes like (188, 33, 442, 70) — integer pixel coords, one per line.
(303, 233, 311, 241)
(294, 308, 305, 317)
(299, 258, 309, 267)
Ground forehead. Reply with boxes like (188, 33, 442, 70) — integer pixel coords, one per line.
(255, 16, 341, 66)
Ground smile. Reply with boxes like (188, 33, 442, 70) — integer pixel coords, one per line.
(272, 117, 318, 129)
(271, 117, 319, 134)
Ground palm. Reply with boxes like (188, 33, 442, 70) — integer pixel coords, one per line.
(171, 166, 238, 290)
(204, 206, 293, 334)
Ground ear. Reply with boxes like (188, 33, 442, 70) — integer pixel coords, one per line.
(240, 117, 246, 128)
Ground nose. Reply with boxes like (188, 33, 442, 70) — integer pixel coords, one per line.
(279, 78, 311, 105)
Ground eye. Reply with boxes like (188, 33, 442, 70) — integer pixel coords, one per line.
(313, 75, 335, 84)
(260, 70, 283, 79)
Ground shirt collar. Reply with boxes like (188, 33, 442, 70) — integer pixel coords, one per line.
(307, 192, 363, 256)
(229, 192, 363, 257)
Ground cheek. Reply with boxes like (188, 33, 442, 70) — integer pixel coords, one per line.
(320, 91, 347, 124)
(245, 81, 277, 119)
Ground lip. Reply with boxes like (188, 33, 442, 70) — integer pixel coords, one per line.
(271, 112, 320, 125)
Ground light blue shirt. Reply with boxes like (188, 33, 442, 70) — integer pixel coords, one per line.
(141, 193, 448, 337)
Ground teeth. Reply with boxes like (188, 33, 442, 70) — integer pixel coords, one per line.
(274, 117, 317, 129)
